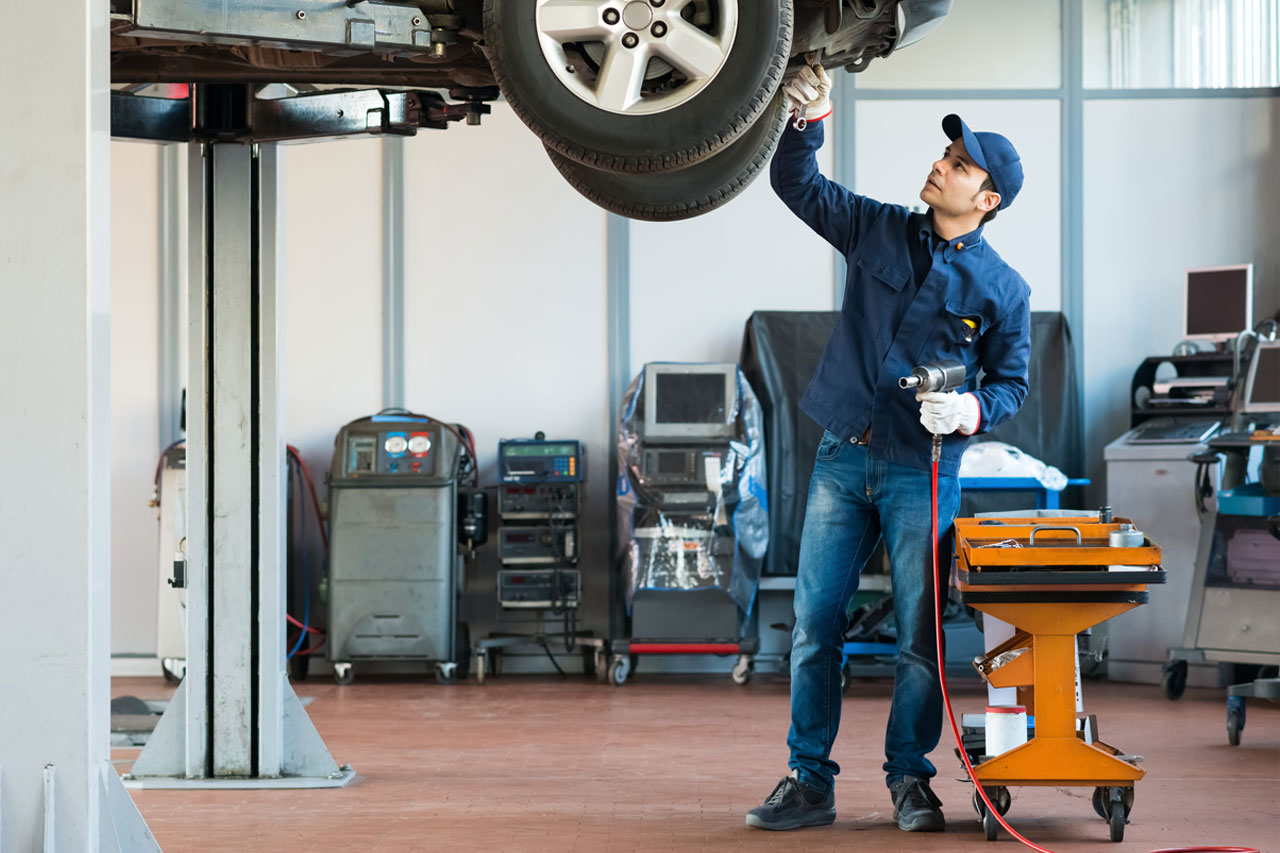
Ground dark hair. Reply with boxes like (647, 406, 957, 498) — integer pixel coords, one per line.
(980, 175, 998, 225)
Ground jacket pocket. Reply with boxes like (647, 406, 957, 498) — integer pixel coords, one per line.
(855, 253, 911, 292)
(942, 298, 993, 347)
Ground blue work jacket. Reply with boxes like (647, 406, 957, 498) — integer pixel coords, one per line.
(770, 121, 1031, 477)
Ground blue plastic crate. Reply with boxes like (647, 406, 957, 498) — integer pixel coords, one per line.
(1218, 483, 1280, 517)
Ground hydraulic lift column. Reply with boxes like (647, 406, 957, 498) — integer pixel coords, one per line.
(128, 85, 350, 787)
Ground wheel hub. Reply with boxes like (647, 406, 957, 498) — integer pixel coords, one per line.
(535, 0, 739, 116)
(621, 1, 652, 30)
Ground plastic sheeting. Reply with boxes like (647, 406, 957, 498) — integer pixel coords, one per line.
(959, 441, 1068, 490)
(616, 365, 768, 615)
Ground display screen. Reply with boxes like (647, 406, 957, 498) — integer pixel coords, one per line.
(1250, 347, 1280, 404)
(347, 436, 376, 473)
(1186, 268, 1250, 336)
(505, 532, 536, 544)
(504, 444, 575, 458)
(654, 374, 727, 424)
(657, 451, 691, 475)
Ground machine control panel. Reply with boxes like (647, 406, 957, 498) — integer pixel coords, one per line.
(498, 483, 579, 520)
(344, 424, 440, 477)
(497, 568, 581, 609)
(498, 525, 577, 565)
(638, 446, 726, 488)
(499, 439, 584, 483)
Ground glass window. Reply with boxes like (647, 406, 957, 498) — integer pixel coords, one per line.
(1085, 0, 1280, 88)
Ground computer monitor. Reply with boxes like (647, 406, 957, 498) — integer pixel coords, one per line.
(642, 362, 737, 442)
(1241, 341, 1280, 414)
(1184, 264, 1253, 343)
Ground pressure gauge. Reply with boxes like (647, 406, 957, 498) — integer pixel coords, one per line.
(384, 434, 408, 455)
(408, 433, 432, 456)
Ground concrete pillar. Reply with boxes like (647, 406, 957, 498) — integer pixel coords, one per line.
(0, 1, 156, 849)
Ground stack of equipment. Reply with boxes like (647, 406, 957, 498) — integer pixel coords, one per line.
(496, 438, 583, 612)
(473, 436, 605, 683)
(612, 362, 768, 686)
(325, 410, 483, 684)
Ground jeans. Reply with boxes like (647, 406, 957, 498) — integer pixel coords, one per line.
(787, 430, 960, 793)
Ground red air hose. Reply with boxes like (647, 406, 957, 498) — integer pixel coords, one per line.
(928, 459, 1257, 853)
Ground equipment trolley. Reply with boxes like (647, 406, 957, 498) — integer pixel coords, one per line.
(953, 516, 1165, 843)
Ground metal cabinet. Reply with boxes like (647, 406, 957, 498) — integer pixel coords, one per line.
(1104, 430, 1219, 686)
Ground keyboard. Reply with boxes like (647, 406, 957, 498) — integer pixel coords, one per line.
(1128, 419, 1220, 444)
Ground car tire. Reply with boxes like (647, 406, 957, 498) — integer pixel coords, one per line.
(545, 92, 787, 221)
(484, 0, 793, 174)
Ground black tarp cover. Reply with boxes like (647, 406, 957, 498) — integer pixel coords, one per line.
(740, 310, 1080, 576)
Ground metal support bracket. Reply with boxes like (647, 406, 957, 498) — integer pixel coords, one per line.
(122, 0, 461, 53)
(111, 89, 491, 143)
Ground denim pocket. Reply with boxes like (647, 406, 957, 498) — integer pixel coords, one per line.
(816, 430, 842, 461)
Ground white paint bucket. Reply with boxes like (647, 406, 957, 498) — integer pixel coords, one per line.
(985, 705, 1028, 757)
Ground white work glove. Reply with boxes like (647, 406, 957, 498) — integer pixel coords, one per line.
(917, 391, 981, 436)
(782, 64, 832, 128)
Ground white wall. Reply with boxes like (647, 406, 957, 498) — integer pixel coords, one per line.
(1082, 96, 1280, 484)
(105, 102, 829, 661)
(853, 99, 1063, 312)
(855, 0, 1062, 90)
(629, 140, 836, 367)
(110, 141, 161, 655)
(280, 137, 384, 485)
(103, 36, 1280, 664)
(403, 104, 614, 644)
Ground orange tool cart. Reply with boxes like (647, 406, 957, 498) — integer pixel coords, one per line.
(952, 515, 1165, 843)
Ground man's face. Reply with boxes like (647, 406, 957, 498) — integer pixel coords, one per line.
(920, 138, 998, 220)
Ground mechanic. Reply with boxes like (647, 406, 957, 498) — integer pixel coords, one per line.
(746, 64, 1032, 833)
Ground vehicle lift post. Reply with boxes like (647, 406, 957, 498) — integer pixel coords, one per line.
(126, 85, 351, 788)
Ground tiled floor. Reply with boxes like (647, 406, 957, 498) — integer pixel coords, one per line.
(113, 673, 1279, 852)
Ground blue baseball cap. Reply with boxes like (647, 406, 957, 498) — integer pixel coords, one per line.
(942, 114, 1023, 211)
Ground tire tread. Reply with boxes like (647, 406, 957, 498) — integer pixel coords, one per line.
(545, 97, 787, 221)
(483, 0, 794, 174)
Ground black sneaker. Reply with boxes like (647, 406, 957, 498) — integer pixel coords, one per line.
(890, 776, 945, 832)
(745, 776, 836, 831)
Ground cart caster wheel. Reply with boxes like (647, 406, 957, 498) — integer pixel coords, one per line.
(973, 787, 1010, 822)
(1162, 660, 1188, 701)
(610, 655, 630, 686)
(1108, 797, 1126, 842)
(333, 663, 354, 686)
(731, 654, 753, 685)
(474, 654, 486, 685)
(1227, 704, 1244, 746)
(1091, 787, 1108, 820)
(982, 808, 999, 841)
(594, 649, 609, 684)
(435, 661, 457, 685)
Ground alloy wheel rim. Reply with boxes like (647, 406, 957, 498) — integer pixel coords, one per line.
(535, 0, 740, 116)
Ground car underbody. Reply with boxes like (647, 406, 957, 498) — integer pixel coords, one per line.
(108, 0, 951, 220)
(109, 0, 920, 89)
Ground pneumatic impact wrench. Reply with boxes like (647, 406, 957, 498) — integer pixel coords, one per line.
(899, 360, 966, 463)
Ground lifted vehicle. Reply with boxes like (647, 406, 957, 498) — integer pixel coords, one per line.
(111, 0, 951, 220)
